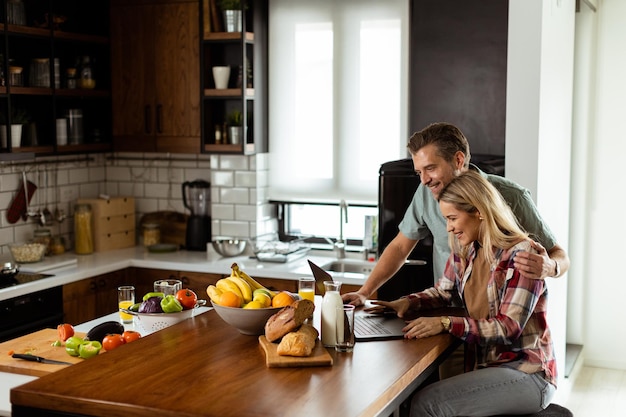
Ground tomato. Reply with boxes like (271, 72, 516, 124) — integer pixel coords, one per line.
(57, 323, 75, 342)
(175, 288, 198, 310)
(122, 330, 141, 344)
(102, 334, 125, 351)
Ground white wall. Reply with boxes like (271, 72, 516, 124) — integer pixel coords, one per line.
(510, 0, 626, 372)
(577, 0, 626, 370)
(506, 0, 575, 380)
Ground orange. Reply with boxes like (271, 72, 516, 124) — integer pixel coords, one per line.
(219, 290, 242, 308)
(271, 291, 296, 308)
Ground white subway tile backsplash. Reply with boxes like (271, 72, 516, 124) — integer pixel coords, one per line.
(145, 182, 170, 199)
(235, 204, 256, 221)
(212, 171, 234, 187)
(219, 221, 249, 238)
(235, 171, 256, 187)
(212, 203, 235, 220)
(219, 155, 249, 170)
(0, 151, 276, 246)
(220, 188, 249, 204)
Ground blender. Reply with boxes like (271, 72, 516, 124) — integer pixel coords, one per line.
(182, 179, 212, 251)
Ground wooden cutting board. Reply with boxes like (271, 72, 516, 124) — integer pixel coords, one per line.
(258, 336, 333, 368)
(0, 329, 86, 377)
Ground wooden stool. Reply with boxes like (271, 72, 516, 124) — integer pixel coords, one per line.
(494, 403, 573, 417)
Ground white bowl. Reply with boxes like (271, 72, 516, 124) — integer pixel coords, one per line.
(129, 309, 195, 332)
(123, 300, 206, 332)
(211, 301, 282, 335)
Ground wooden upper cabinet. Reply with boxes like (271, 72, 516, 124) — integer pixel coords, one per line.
(110, 0, 200, 153)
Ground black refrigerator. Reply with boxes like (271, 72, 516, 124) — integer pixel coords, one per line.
(377, 158, 434, 301)
(376, 156, 505, 301)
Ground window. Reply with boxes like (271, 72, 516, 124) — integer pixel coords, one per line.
(268, 0, 408, 241)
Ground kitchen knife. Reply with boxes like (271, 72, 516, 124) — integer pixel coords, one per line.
(12, 353, 73, 366)
(307, 259, 333, 295)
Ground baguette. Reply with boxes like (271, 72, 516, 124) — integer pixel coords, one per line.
(277, 324, 318, 357)
(264, 299, 315, 342)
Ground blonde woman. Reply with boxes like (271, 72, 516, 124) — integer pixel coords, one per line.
(371, 170, 557, 416)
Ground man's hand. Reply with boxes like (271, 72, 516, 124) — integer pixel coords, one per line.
(342, 291, 368, 307)
(367, 298, 411, 318)
(513, 240, 554, 280)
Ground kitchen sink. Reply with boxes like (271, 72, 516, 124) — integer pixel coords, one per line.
(321, 259, 377, 275)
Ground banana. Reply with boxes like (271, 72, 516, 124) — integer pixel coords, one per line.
(216, 278, 243, 300)
(231, 262, 277, 298)
(226, 276, 252, 303)
(206, 285, 223, 305)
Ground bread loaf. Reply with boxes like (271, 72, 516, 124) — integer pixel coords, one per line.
(264, 299, 315, 342)
(277, 324, 318, 357)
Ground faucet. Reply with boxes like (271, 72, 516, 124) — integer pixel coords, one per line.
(335, 200, 348, 258)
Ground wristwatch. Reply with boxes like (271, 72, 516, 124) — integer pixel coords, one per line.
(440, 316, 451, 332)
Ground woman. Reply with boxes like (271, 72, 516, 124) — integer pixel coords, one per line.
(372, 170, 557, 416)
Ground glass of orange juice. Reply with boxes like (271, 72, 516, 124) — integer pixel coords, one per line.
(118, 285, 135, 324)
(298, 277, 316, 302)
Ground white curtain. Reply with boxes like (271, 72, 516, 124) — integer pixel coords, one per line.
(268, 0, 409, 204)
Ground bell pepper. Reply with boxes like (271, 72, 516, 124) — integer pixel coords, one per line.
(78, 341, 102, 359)
(65, 336, 85, 357)
(160, 294, 183, 313)
(142, 291, 165, 301)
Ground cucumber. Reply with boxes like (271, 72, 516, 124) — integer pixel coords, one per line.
(85, 321, 125, 343)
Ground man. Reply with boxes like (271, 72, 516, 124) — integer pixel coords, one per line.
(343, 122, 569, 307)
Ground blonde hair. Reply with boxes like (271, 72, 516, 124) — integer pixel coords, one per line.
(438, 170, 528, 266)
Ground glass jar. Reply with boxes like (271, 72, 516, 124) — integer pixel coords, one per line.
(50, 236, 66, 255)
(33, 228, 52, 255)
(78, 56, 95, 89)
(66, 68, 77, 89)
(142, 223, 161, 246)
(74, 204, 93, 254)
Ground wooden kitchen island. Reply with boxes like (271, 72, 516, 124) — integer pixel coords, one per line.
(11, 307, 459, 417)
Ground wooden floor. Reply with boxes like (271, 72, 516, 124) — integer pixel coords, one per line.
(552, 365, 626, 417)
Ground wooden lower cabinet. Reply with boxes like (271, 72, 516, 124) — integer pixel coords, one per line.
(63, 267, 366, 324)
(63, 270, 128, 325)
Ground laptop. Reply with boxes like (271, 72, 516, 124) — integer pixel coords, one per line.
(354, 305, 407, 341)
(307, 260, 407, 341)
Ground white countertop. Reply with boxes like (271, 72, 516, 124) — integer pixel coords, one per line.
(1, 246, 370, 302)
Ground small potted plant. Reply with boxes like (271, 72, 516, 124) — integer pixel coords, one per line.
(227, 110, 243, 145)
(218, 0, 245, 32)
(0, 107, 29, 148)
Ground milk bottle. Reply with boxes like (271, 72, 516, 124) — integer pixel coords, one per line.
(321, 281, 343, 347)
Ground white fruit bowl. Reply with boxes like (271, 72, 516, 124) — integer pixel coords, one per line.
(122, 300, 207, 332)
(211, 301, 282, 335)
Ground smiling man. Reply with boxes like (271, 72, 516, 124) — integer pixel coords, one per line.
(343, 122, 570, 307)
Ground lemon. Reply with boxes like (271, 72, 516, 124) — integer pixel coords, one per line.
(253, 292, 271, 308)
(243, 300, 264, 309)
(253, 288, 272, 299)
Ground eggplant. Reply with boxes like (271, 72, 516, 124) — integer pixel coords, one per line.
(85, 321, 125, 343)
(138, 296, 164, 314)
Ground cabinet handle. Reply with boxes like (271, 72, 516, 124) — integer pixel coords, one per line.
(89, 281, 97, 291)
(98, 279, 106, 288)
(144, 105, 152, 134)
(156, 104, 163, 134)
(180, 276, 189, 285)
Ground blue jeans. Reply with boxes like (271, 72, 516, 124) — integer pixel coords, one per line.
(410, 365, 556, 416)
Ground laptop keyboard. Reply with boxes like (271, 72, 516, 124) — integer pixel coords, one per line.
(355, 316, 393, 335)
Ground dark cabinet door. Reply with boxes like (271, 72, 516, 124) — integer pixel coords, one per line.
(409, 0, 508, 156)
